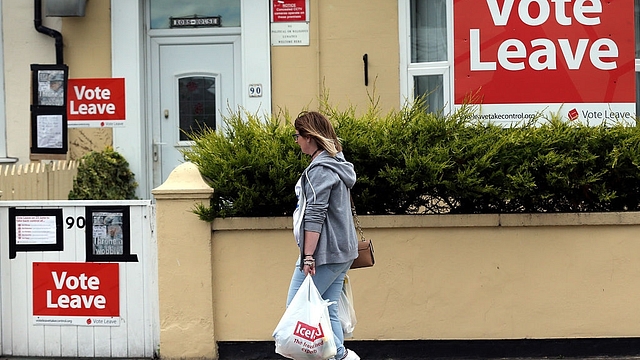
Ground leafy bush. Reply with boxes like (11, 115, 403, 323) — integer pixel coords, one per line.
(183, 110, 307, 219)
(183, 102, 640, 219)
(68, 147, 138, 200)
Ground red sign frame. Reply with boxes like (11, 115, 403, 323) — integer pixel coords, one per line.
(33, 262, 119, 317)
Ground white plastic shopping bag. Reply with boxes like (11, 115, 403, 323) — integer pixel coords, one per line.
(273, 274, 337, 360)
(338, 274, 357, 337)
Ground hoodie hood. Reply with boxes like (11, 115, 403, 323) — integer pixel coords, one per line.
(306, 151, 356, 189)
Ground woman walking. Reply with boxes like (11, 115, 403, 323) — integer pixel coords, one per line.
(287, 111, 360, 360)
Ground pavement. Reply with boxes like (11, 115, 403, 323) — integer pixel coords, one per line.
(216, 339, 640, 360)
(4, 339, 640, 360)
(3, 357, 640, 360)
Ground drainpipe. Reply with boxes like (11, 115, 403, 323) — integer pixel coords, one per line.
(34, 0, 64, 65)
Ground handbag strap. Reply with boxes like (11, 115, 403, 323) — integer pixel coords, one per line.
(350, 195, 367, 242)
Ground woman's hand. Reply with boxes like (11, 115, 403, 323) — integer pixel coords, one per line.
(303, 231, 319, 276)
(303, 256, 316, 276)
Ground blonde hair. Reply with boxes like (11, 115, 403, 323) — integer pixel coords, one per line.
(294, 111, 342, 157)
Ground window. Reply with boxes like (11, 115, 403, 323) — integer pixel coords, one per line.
(414, 75, 444, 112)
(411, 0, 447, 63)
(150, 0, 240, 29)
(400, 0, 452, 114)
(178, 76, 217, 141)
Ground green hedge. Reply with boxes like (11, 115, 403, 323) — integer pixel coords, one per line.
(68, 147, 138, 200)
(182, 104, 640, 220)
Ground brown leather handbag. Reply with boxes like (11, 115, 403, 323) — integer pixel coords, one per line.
(350, 197, 375, 269)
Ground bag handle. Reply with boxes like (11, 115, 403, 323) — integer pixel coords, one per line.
(350, 195, 367, 243)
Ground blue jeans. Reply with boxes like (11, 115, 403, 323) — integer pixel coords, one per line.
(286, 258, 353, 360)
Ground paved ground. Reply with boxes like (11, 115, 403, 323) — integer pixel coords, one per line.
(0, 354, 640, 360)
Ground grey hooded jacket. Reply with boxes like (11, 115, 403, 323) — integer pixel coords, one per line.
(294, 150, 358, 268)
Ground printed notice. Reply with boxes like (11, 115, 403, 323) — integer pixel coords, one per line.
(15, 216, 58, 245)
(37, 114, 63, 149)
(271, 22, 309, 46)
(272, 0, 308, 22)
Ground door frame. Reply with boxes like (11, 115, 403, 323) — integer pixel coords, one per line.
(111, 1, 272, 199)
(149, 35, 242, 187)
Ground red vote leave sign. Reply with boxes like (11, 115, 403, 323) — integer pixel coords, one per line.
(33, 262, 120, 317)
(67, 78, 126, 123)
(454, 0, 635, 106)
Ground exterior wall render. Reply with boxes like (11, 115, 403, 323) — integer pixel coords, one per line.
(152, 162, 217, 359)
(153, 162, 640, 359)
(2, 0, 112, 164)
(62, 0, 112, 160)
(3, 1, 60, 163)
(270, 0, 400, 115)
(210, 214, 640, 341)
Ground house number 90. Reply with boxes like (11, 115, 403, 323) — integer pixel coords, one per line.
(66, 216, 86, 229)
(249, 84, 262, 97)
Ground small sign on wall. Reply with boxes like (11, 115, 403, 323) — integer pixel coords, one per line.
(170, 15, 221, 28)
(249, 84, 263, 97)
(271, 22, 310, 46)
(270, 0, 309, 47)
(271, 0, 308, 22)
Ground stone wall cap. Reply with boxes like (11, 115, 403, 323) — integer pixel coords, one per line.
(211, 212, 640, 230)
(152, 162, 214, 198)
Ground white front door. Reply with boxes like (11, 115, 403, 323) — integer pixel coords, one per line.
(150, 36, 239, 186)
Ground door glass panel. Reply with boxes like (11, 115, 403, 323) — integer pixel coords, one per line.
(179, 76, 216, 141)
(414, 75, 444, 113)
(410, 0, 447, 62)
(150, 0, 241, 29)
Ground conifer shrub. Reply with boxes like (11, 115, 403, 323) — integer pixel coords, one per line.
(183, 102, 640, 220)
(183, 110, 307, 220)
(68, 147, 138, 200)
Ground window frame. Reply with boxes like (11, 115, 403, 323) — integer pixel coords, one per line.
(0, 5, 9, 159)
(399, 0, 454, 114)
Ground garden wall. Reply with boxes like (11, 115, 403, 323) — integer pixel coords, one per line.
(211, 213, 640, 341)
(153, 162, 640, 359)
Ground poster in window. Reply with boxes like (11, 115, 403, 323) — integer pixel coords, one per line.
(30, 64, 68, 155)
(85, 206, 138, 262)
(37, 69, 66, 107)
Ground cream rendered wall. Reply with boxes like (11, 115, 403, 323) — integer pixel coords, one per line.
(61, 0, 112, 159)
(271, 0, 400, 115)
(210, 214, 640, 342)
(2, 0, 112, 164)
(152, 163, 216, 359)
(3, 1, 61, 163)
